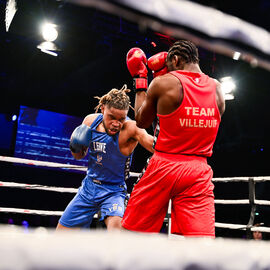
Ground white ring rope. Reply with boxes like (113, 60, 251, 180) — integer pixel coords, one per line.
(0, 207, 63, 216)
(1, 156, 270, 233)
(254, 200, 270, 206)
(215, 199, 270, 206)
(2, 156, 270, 181)
(2, 181, 270, 206)
(0, 205, 268, 233)
(213, 176, 270, 182)
(215, 223, 270, 233)
(0, 207, 98, 218)
(0, 156, 140, 177)
(0, 155, 87, 171)
(215, 199, 249, 205)
(0, 181, 77, 193)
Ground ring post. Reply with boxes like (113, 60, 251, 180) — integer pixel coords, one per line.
(246, 177, 256, 239)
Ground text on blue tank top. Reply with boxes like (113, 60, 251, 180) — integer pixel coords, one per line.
(87, 114, 132, 184)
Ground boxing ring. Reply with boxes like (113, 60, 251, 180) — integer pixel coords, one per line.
(3, 0, 270, 269)
(1, 155, 270, 235)
(1, 155, 270, 270)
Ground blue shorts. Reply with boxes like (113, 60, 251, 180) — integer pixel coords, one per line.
(59, 176, 127, 228)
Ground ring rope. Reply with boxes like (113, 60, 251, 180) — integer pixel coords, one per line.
(212, 176, 270, 182)
(2, 156, 270, 181)
(0, 181, 77, 193)
(215, 199, 270, 205)
(0, 156, 140, 178)
(0, 156, 86, 171)
(0, 180, 268, 206)
(215, 223, 270, 233)
(0, 207, 63, 216)
(1, 156, 270, 233)
(0, 207, 99, 218)
(0, 206, 268, 233)
(254, 199, 270, 206)
(215, 199, 249, 205)
(0, 194, 269, 234)
(2, 181, 270, 206)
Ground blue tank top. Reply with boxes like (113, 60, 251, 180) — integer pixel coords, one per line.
(86, 114, 132, 185)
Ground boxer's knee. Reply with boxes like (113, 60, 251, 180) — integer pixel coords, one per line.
(105, 216, 122, 231)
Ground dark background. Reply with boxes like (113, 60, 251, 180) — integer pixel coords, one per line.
(1, 0, 270, 239)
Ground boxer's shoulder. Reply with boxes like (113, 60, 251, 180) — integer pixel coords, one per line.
(121, 118, 136, 132)
(82, 113, 101, 127)
(120, 119, 138, 139)
(149, 73, 180, 96)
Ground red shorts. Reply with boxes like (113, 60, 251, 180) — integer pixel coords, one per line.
(122, 151, 215, 237)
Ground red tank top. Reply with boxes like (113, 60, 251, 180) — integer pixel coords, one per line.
(154, 70, 221, 157)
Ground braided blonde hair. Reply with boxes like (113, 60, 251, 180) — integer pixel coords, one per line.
(94, 85, 133, 112)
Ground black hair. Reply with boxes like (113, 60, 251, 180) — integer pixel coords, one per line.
(167, 40, 199, 64)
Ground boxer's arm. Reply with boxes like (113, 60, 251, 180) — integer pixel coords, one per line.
(135, 74, 181, 129)
(124, 120, 154, 153)
(133, 126, 154, 153)
(134, 76, 164, 129)
(214, 79, 225, 116)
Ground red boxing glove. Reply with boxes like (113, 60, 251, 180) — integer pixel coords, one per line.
(126, 47, 147, 78)
(148, 51, 168, 78)
(126, 47, 148, 91)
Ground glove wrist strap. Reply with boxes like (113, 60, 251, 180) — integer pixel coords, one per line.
(133, 78, 147, 93)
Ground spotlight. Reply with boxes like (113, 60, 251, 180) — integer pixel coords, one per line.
(12, 114, 17, 121)
(41, 23, 58, 42)
(220, 76, 236, 100)
(37, 42, 59, 56)
(5, 0, 17, 32)
(232, 51, 241, 60)
(37, 22, 60, 56)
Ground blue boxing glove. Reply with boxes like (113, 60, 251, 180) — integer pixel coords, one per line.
(69, 124, 92, 153)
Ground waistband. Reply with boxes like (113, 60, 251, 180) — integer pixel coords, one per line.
(153, 151, 207, 163)
(92, 179, 125, 187)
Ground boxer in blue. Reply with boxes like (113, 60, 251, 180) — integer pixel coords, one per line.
(56, 85, 154, 231)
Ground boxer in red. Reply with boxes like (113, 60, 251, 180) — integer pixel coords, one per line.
(122, 40, 225, 237)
